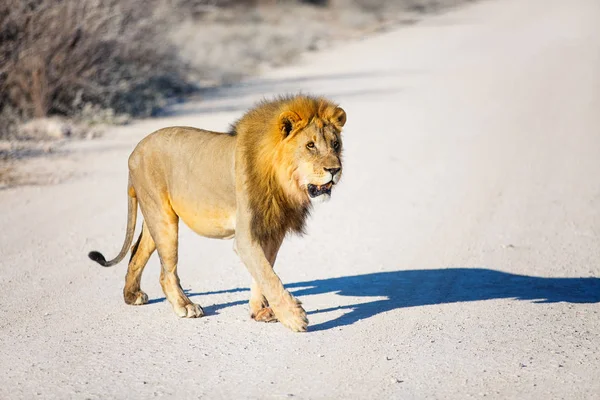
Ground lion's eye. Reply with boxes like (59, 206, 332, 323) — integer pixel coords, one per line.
(306, 142, 315, 150)
(333, 140, 340, 150)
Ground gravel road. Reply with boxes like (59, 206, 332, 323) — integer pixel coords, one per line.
(1, 0, 599, 398)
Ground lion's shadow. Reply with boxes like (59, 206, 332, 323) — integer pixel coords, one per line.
(153, 268, 600, 332)
(287, 269, 600, 331)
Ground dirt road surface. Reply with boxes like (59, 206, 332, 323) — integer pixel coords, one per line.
(1, 0, 599, 398)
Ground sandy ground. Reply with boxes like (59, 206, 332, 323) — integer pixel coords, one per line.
(1, 0, 600, 398)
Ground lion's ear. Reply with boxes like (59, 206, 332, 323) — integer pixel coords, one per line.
(279, 111, 301, 138)
(331, 107, 346, 128)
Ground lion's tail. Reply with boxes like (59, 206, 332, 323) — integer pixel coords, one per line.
(88, 179, 138, 267)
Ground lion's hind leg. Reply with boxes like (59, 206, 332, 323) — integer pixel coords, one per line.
(142, 205, 204, 318)
(250, 279, 277, 322)
(123, 222, 155, 305)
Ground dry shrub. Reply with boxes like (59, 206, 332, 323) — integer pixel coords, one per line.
(0, 0, 474, 141)
(0, 0, 194, 139)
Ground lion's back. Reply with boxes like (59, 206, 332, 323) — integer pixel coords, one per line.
(128, 127, 234, 174)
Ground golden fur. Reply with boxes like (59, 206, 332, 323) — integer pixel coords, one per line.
(235, 95, 346, 244)
(88, 94, 346, 332)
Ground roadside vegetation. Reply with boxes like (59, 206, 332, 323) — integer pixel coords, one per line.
(0, 0, 471, 142)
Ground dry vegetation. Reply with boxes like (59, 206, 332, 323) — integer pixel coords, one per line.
(0, 0, 194, 140)
(0, 0, 472, 142)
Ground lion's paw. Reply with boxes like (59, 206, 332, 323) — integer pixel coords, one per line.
(252, 307, 278, 323)
(124, 290, 149, 306)
(273, 295, 308, 332)
(174, 303, 204, 318)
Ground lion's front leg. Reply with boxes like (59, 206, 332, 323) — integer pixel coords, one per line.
(235, 234, 307, 332)
(248, 239, 281, 323)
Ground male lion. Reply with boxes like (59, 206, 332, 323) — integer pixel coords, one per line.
(88, 94, 346, 332)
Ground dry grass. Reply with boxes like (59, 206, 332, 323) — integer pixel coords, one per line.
(0, 0, 474, 141)
(0, 0, 193, 139)
(172, 4, 332, 85)
(173, 0, 474, 87)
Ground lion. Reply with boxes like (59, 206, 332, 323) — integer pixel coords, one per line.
(88, 94, 346, 332)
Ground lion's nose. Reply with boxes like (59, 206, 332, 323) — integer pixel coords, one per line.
(324, 167, 340, 177)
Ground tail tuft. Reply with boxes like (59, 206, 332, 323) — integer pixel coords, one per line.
(88, 251, 110, 267)
(88, 180, 138, 268)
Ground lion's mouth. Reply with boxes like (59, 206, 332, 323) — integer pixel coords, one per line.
(307, 181, 333, 198)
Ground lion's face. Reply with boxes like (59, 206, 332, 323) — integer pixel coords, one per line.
(276, 107, 346, 204)
(292, 122, 343, 204)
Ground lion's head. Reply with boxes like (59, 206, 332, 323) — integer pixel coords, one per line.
(234, 95, 346, 243)
(275, 97, 346, 204)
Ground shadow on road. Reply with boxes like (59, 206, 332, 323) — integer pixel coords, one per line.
(288, 269, 600, 331)
(150, 268, 600, 332)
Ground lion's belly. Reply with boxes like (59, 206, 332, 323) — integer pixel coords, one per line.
(176, 204, 236, 239)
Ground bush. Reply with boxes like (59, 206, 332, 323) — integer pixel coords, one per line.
(0, 0, 470, 140)
(0, 0, 194, 138)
